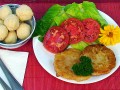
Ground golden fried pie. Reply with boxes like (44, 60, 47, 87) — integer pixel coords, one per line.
(54, 48, 91, 82)
(81, 44, 116, 76)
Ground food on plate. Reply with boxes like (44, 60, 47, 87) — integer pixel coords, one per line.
(0, 24, 8, 41)
(33, 1, 108, 41)
(60, 18, 100, 44)
(43, 18, 100, 53)
(4, 31, 17, 44)
(17, 23, 31, 40)
(80, 2, 107, 27)
(33, 4, 64, 41)
(4, 14, 19, 31)
(82, 18, 100, 43)
(99, 25, 120, 46)
(16, 4, 33, 21)
(64, 2, 108, 27)
(72, 56, 93, 76)
(81, 44, 116, 75)
(43, 26, 69, 53)
(60, 18, 85, 44)
(0, 19, 3, 24)
(71, 41, 89, 51)
(54, 48, 91, 81)
(54, 44, 116, 81)
(0, 5, 12, 20)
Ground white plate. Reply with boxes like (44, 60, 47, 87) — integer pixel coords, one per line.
(33, 11, 120, 84)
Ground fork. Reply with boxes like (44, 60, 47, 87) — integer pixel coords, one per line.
(0, 77, 11, 90)
(0, 58, 23, 90)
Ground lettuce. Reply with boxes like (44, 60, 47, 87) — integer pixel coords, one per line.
(33, 1, 108, 42)
(82, 1, 108, 27)
(64, 2, 89, 20)
(71, 41, 89, 51)
(64, 1, 108, 27)
(54, 11, 69, 26)
(32, 4, 64, 41)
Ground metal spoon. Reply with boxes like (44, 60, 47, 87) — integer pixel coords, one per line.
(0, 77, 11, 90)
(0, 58, 23, 90)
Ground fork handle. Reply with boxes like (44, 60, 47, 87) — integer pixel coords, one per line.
(0, 59, 23, 90)
(0, 77, 11, 90)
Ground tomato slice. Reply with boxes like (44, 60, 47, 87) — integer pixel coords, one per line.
(43, 26, 69, 53)
(60, 18, 85, 44)
(82, 18, 100, 43)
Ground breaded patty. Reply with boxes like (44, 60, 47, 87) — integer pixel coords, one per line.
(81, 44, 116, 76)
(54, 48, 91, 82)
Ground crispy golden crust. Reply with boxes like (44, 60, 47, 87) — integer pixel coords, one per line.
(54, 48, 91, 82)
(81, 44, 116, 76)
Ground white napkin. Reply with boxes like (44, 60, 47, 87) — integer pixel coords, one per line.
(0, 49, 29, 89)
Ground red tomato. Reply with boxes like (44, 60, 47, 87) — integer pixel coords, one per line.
(82, 18, 100, 43)
(43, 26, 69, 53)
(60, 18, 85, 44)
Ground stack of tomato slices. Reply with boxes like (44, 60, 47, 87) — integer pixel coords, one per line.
(43, 18, 100, 53)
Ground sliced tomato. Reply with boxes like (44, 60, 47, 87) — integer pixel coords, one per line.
(43, 26, 69, 53)
(60, 18, 85, 44)
(82, 18, 100, 43)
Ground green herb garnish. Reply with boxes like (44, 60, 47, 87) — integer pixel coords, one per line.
(72, 56, 93, 76)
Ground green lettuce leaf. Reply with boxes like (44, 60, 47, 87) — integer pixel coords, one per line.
(54, 10, 69, 26)
(64, 2, 88, 20)
(32, 4, 63, 41)
(64, 1, 108, 27)
(71, 41, 89, 51)
(82, 1, 108, 27)
(33, 1, 108, 42)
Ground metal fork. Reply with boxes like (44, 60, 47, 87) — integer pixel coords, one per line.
(0, 77, 11, 90)
(0, 58, 23, 90)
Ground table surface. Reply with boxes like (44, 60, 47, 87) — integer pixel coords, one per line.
(0, 1, 120, 90)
